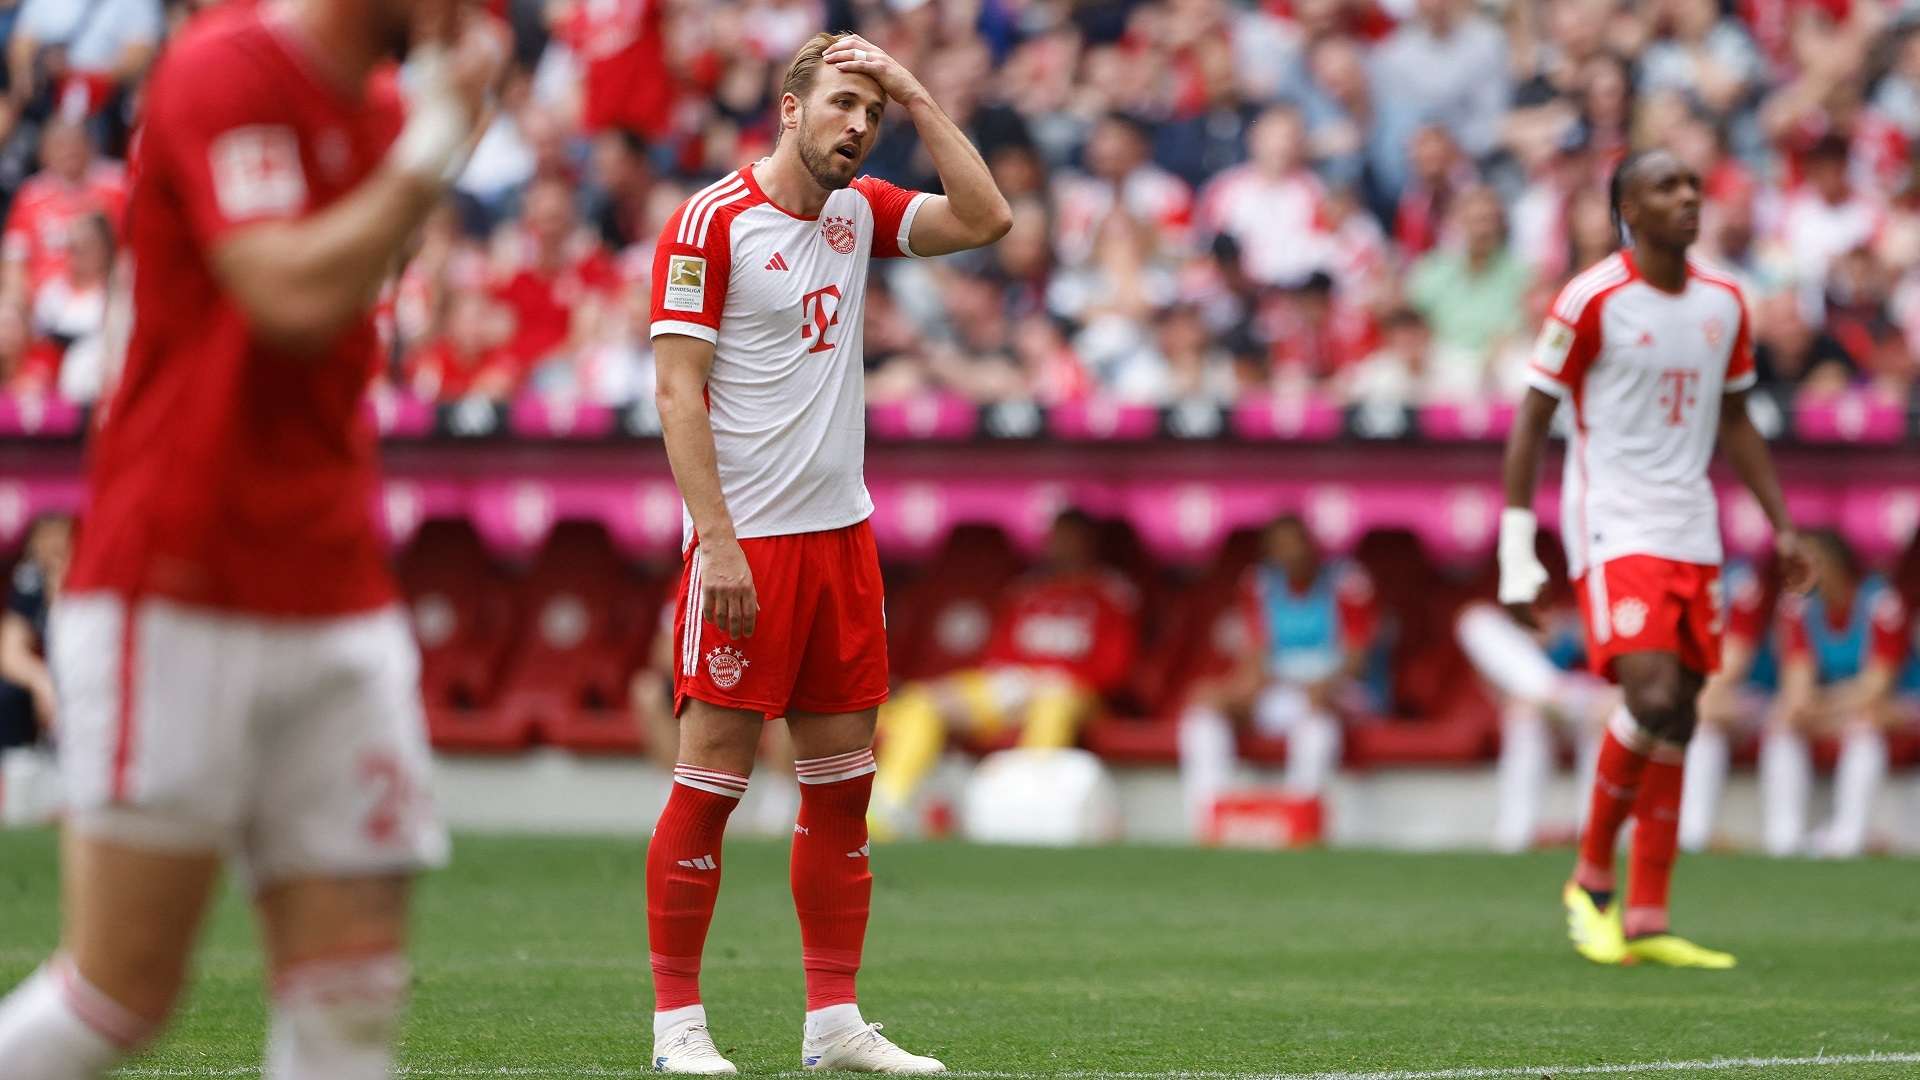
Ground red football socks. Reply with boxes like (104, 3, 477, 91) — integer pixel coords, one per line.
(1625, 752, 1685, 938)
(647, 765, 748, 1012)
(791, 748, 878, 1010)
(1574, 710, 1655, 898)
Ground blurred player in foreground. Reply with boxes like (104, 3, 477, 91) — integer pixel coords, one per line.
(646, 30, 1010, 1075)
(1758, 531, 1912, 858)
(870, 508, 1140, 838)
(1455, 589, 1616, 853)
(1177, 515, 1377, 837)
(0, 2, 502, 1077)
(1501, 149, 1810, 969)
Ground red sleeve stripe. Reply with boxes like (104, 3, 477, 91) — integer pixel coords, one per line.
(678, 174, 748, 247)
(1552, 253, 1630, 324)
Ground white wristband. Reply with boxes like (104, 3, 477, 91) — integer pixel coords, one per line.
(390, 48, 474, 184)
(1497, 508, 1549, 606)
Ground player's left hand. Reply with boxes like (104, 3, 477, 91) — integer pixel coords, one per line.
(824, 35, 930, 108)
(1775, 529, 1814, 595)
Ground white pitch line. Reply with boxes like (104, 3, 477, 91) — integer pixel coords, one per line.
(113, 1050, 1920, 1079)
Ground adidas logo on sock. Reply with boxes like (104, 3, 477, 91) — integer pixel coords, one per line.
(766, 251, 789, 271)
(845, 842, 870, 859)
(677, 854, 718, 870)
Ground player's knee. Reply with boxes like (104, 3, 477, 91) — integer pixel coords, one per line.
(1623, 678, 1690, 741)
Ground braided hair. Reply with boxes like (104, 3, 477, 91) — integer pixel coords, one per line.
(1607, 150, 1655, 249)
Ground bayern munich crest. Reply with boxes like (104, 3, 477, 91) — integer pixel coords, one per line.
(1611, 597, 1649, 639)
(821, 214, 857, 255)
(706, 645, 750, 689)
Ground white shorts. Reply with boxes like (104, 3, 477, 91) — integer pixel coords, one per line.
(1251, 683, 1327, 736)
(50, 595, 449, 887)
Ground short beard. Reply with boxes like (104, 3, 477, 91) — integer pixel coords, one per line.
(795, 111, 856, 191)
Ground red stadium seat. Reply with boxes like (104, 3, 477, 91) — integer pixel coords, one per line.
(401, 521, 528, 751)
(887, 524, 1022, 682)
(495, 522, 656, 753)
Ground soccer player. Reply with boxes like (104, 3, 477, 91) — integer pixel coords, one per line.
(1177, 515, 1378, 836)
(871, 508, 1141, 838)
(0, 4, 501, 1078)
(1677, 557, 1774, 854)
(1758, 531, 1911, 858)
(646, 30, 1010, 1075)
(1500, 149, 1811, 969)
(1455, 597, 1616, 853)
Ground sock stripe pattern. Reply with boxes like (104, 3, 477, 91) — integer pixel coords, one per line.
(674, 763, 750, 798)
(54, 955, 153, 1051)
(648, 764, 748, 1011)
(791, 750, 876, 1010)
(795, 747, 877, 786)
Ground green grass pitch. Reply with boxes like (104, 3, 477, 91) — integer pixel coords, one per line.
(1, 829, 1916, 1078)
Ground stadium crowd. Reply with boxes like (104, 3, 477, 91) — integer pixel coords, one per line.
(3, 0, 1920, 409)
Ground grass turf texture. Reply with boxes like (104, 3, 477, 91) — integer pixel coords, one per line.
(0, 831, 1915, 1078)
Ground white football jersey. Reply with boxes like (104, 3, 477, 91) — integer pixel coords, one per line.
(1526, 251, 1757, 579)
(650, 163, 930, 542)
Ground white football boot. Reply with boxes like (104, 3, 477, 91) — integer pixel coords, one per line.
(803, 1022, 946, 1073)
(653, 1021, 738, 1074)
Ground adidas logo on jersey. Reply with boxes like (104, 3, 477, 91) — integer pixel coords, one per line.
(765, 251, 789, 271)
(677, 854, 718, 871)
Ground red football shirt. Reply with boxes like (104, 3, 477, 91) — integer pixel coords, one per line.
(65, 10, 403, 616)
(984, 571, 1141, 695)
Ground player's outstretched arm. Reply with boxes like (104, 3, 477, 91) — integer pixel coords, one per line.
(655, 334, 758, 639)
(1718, 389, 1811, 593)
(826, 36, 1011, 256)
(210, 28, 503, 352)
(1497, 387, 1559, 626)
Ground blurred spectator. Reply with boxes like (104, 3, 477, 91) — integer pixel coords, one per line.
(490, 175, 621, 384)
(1752, 289, 1857, 394)
(1338, 306, 1432, 408)
(1052, 113, 1191, 269)
(0, 513, 70, 750)
(1196, 104, 1327, 288)
(1369, 0, 1510, 200)
(582, 128, 657, 253)
(406, 289, 520, 402)
(32, 210, 108, 403)
(1638, 0, 1764, 120)
(1406, 187, 1533, 400)
(1776, 134, 1883, 320)
(1, 117, 124, 309)
(8, 0, 162, 134)
(1394, 124, 1473, 259)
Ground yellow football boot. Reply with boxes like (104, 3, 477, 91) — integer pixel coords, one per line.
(1562, 881, 1627, 966)
(1624, 933, 1737, 969)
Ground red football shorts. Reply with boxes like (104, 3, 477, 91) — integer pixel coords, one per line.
(1573, 555, 1723, 681)
(673, 520, 889, 719)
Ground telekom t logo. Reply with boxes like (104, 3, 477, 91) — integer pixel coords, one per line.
(801, 284, 842, 354)
(1658, 368, 1699, 426)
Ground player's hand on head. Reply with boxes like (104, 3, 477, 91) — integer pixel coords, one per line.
(1776, 529, 1814, 595)
(823, 35, 928, 106)
(701, 539, 758, 639)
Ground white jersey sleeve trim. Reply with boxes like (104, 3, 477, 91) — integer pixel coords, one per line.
(650, 319, 719, 344)
(1524, 368, 1572, 399)
(1725, 370, 1757, 393)
(897, 192, 934, 258)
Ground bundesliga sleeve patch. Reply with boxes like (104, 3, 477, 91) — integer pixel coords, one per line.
(1534, 317, 1575, 374)
(663, 254, 707, 313)
(209, 125, 308, 221)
